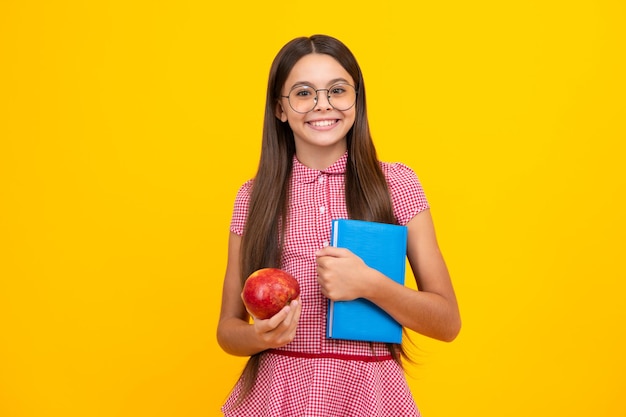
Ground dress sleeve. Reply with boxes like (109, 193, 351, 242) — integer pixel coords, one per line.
(383, 162, 430, 226)
(229, 180, 253, 236)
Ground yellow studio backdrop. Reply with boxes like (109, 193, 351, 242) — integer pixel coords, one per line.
(1, 1, 624, 416)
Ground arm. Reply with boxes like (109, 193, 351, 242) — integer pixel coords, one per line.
(316, 209, 461, 342)
(216, 232, 302, 356)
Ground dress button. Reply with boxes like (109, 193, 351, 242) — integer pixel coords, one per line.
(318, 175, 326, 184)
(319, 206, 326, 214)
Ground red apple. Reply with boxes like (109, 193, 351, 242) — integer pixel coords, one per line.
(242, 268, 300, 319)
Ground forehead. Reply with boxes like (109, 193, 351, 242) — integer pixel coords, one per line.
(284, 53, 354, 88)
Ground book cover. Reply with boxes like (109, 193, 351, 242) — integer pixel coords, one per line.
(326, 219, 408, 343)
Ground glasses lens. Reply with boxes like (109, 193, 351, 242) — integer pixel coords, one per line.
(328, 84, 356, 111)
(288, 86, 317, 113)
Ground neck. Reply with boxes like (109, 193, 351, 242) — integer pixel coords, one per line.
(295, 142, 347, 171)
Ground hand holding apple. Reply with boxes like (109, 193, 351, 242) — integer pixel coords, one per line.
(242, 268, 300, 319)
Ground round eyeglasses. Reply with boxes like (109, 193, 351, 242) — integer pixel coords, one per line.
(281, 83, 357, 113)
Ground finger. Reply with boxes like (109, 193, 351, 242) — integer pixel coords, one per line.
(267, 304, 292, 327)
(293, 299, 302, 322)
(282, 301, 301, 343)
(318, 284, 329, 298)
(279, 299, 300, 328)
(316, 253, 338, 270)
(315, 246, 349, 258)
(287, 299, 302, 324)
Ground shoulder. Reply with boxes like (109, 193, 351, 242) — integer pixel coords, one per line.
(380, 161, 420, 186)
(380, 161, 426, 198)
(233, 179, 254, 210)
(230, 179, 254, 236)
(235, 179, 254, 201)
(379, 161, 430, 225)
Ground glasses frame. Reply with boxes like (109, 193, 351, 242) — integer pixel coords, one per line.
(280, 83, 357, 114)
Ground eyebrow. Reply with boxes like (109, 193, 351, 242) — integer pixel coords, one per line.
(289, 78, 352, 89)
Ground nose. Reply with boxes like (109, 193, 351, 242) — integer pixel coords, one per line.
(313, 89, 332, 111)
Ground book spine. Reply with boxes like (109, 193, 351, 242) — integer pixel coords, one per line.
(327, 220, 339, 338)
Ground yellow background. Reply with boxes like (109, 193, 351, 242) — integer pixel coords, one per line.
(1, 0, 625, 416)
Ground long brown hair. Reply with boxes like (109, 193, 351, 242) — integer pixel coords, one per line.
(235, 34, 405, 405)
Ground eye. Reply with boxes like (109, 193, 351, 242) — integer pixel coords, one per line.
(330, 85, 347, 96)
(292, 86, 314, 98)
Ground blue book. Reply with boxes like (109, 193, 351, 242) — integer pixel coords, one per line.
(326, 219, 408, 344)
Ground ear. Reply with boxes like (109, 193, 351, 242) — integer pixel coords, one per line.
(275, 101, 288, 122)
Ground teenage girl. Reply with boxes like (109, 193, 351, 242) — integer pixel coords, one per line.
(217, 34, 461, 416)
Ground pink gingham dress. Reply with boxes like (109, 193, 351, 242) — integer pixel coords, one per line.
(222, 152, 429, 417)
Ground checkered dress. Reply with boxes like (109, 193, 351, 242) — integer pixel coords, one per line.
(222, 153, 429, 417)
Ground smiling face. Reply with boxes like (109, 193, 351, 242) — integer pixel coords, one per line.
(276, 53, 356, 169)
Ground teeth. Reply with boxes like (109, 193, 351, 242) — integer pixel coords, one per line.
(310, 120, 335, 127)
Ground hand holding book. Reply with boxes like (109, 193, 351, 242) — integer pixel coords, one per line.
(315, 246, 375, 302)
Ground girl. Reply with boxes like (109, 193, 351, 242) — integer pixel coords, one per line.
(217, 34, 461, 416)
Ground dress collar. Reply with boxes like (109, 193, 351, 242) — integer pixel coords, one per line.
(292, 152, 348, 184)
